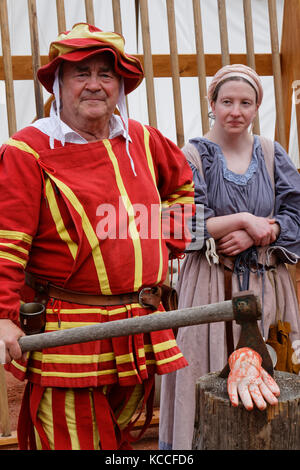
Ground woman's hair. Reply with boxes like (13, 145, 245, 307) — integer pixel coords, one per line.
(210, 76, 258, 104)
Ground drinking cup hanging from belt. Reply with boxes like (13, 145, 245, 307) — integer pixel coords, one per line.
(19, 302, 46, 335)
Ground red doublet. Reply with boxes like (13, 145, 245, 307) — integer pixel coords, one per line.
(0, 119, 194, 388)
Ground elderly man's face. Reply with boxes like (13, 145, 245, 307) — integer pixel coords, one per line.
(60, 53, 121, 131)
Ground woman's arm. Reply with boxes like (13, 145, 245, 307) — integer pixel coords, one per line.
(207, 212, 278, 247)
(217, 222, 280, 256)
(206, 213, 247, 239)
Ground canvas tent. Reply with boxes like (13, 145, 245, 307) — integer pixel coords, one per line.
(0, 0, 299, 170)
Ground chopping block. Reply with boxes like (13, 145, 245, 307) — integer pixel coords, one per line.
(192, 371, 300, 450)
(192, 292, 300, 450)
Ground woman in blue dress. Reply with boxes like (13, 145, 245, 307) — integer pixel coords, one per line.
(159, 64, 300, 450)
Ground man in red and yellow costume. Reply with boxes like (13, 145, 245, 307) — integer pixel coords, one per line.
(0, 23, 281, 451)
(0, 23, 194, 450)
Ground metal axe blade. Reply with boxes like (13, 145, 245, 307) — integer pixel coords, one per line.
(219, 290, 274, 377)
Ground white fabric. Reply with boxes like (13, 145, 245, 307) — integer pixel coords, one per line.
(31, 110, 128, 144)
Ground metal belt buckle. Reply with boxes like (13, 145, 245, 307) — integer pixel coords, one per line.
(138, 287, 153, 308)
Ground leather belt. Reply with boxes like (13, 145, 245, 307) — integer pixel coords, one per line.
(25, 272, 162, 310)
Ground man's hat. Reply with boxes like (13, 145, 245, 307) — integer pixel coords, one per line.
(37, 23, 144, 95)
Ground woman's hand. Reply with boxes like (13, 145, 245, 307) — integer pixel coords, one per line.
(242, 213, 278, 246)
(217, 230, 254, 256)
(206, 213, 280, 247)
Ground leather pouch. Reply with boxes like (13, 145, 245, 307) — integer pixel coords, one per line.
(160, 284, 178, 311)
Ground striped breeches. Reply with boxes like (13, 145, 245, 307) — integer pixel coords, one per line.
(18, 378, 154, 450)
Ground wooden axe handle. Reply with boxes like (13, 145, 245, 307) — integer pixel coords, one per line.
(19, 300, 235, 353)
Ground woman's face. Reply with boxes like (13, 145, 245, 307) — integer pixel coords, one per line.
(211, 79, 258, 135)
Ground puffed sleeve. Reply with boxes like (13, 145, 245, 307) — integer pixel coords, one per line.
(0, 141, 42, 322)
(272, 141, 300, 260)
(181, 143, 214, 250)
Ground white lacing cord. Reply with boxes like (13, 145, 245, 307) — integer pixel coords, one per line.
(205, 237, 219, 266)
(117, 79, 137, 176)
(50, 66, 65, 149)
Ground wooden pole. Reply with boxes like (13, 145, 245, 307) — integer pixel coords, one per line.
(268, 0, 286, 148)
(276, 0, 300, 317)
(166, 0, 184, 148)
(56, 0, 66, 33)
(27, 0, 44, 119)
(139, 0, 157, 127)
(112, 0, 122, 34)
(280, 0, 300, 164)
(243, 0, 256, 70)
(243, 0, 260, 135)
(217, 0, 230, 66)
(192, 0, 209, 135)
(0, 0, 17, 136)
(0, 53, 275, 80)
(85, 0, 95, 25)
(111, 0, 129, 115)
(19, 300, 235, 353)
(135, 0, 140, 51)
(0, 365, 11, 437)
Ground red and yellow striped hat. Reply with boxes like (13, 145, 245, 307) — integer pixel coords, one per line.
(37, 23, 144, 95)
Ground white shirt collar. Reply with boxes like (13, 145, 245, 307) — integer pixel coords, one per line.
(31, 112, 130, 145)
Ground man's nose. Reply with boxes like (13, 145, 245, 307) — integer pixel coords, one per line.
(85, 75, 102, 90)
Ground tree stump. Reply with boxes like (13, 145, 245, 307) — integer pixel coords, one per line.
(193, 371, 300, 450)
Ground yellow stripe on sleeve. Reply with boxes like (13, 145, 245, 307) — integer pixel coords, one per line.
(0, 242, 29, 255)
(0, 250, 27, 267)
(5, 138, 40, 160)
(0, 229, 32, 245)
(163, 196, 195, 207)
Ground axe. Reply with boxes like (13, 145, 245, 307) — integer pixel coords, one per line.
(10, 290, 275, 376)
